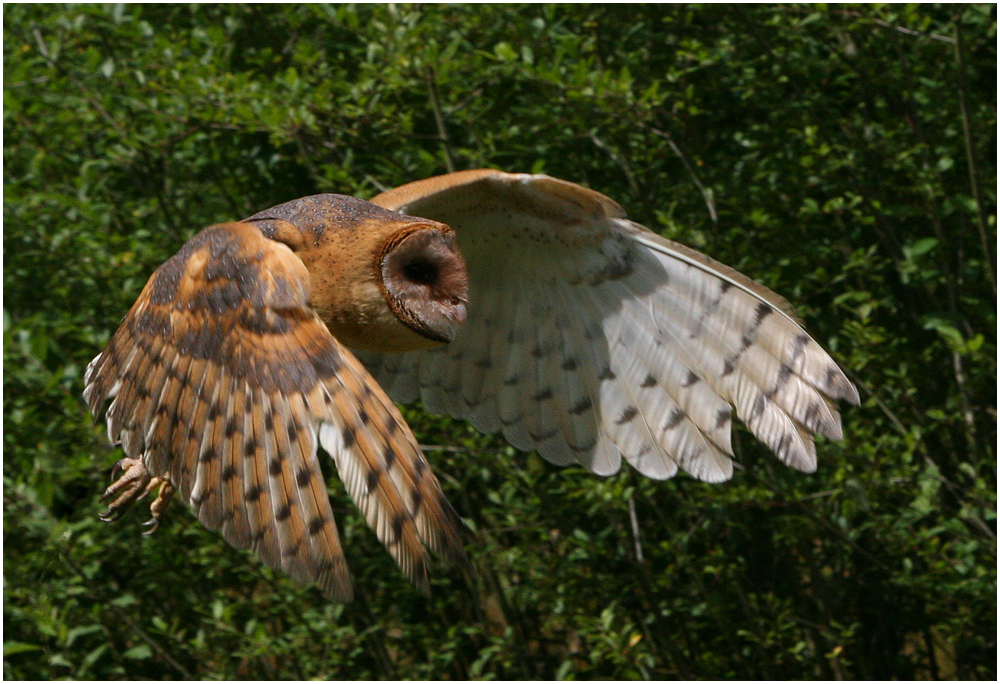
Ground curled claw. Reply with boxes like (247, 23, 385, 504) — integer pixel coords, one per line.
(99, 457, 151, 523)
(141, 477, 176, 536)
(98, 459, 175, 534)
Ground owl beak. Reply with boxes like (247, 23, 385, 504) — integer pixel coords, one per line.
(446, 299, 467, 336)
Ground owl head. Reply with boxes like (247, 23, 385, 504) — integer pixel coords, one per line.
(246, 194, 469, 353)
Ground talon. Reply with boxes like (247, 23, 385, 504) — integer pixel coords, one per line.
(98, 458, 175, 534)
(99, 457, 151, 524)
(141, 477, 175, 536)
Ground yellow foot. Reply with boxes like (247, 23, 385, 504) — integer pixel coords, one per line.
(142, 477, 175, 535)
(99, 458, 174, 533)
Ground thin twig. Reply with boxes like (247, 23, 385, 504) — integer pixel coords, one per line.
(426, 67, 455, 173)
(627, 494, 644, 562)
(589, 131, 641, 197)
(953, 20, 996, 297)
(645, 126, 718, 223)
(870, 17, 956, 44)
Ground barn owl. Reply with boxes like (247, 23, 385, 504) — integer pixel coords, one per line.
(84, 169, 859, 600)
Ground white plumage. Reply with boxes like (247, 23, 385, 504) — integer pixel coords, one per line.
(363, 169, 859, 484)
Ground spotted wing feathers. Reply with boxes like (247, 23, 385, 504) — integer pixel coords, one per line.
(367, 171, 858, 483)
(84, 221, 465, 599)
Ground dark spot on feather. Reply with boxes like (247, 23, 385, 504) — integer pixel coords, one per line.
(740, 335, 753, 351)
(191, 280, 242, 314)
(225, 417, 238, 438)
(569, 438, 598, 453)
(385, 417, 399, 436)
(616, 406, 638, 424)
(683, 371, 701, 387)
(754, 302, 773, 326)
(750, 394, 766, 420)
(244, 438, 257, 457)
(383, 446, 397, 470)
(237, 308, 294, 336)
(245, 485, 263, 502)
(715, 407, 731, 430)
(222, 465, 237, 482)
(176, 323, 227, 362)
(562, 357, 578, 371)
(767, 365, 793, 399)
(825, 366, 840, 391)
(313, 349, 343, 379)
(531, 344, 545, 358)
(275, 504, 291, 522)
(264, 410, 274, 432)
(286, 419, 299, 442)
(244, 394, 252, 412)
(776, 433, 792, 458)
(296, 468, 312, 487)
(208, 403, 221, 421)
(791, 334, 810, 360)
(570, 397, 592, 415)
(308, 516, 326, 536)
(503, 375, 519, 386)
(365, 468, 379, 491)
(390, 516, 405, 543)
(199, 447, 218, 463)
(285, 538, 302, 556)
(269, 457, 283, 476)
(722, 359, 735, 376)
(342, 426, 355, 449)
(474, 357, 492, 369)
(529, 428, 559, 441)
(220, 508, 234, 524)
(501, 412, 523, 427)
(720, 281, 732, 293)
(358, 408, 370, 426)
(635, 444, 652, 459)
(414, 457, 427, 477)
(410, 489, 423, 513)
(599, 367, 616, 381)
(664, 408, 686, 431)
(641, 374, 657, 388)
(533, 388, 553, 402)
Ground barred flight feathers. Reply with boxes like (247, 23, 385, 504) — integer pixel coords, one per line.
(367, 170, 859, 484)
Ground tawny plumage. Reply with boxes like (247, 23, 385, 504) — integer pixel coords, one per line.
(85, 197, 468, 600)
(85, 171, 858, 599)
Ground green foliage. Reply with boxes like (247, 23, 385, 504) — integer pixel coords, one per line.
(4, 4, 995, 679)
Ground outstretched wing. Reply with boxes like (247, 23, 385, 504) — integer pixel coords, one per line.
(364, 170, 859, 482)
(84, 220, 465, 600)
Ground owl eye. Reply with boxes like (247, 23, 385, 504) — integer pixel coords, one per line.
(402, 258, 440, 287)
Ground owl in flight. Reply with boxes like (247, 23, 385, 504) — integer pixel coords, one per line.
(85, 169, 859, 600)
